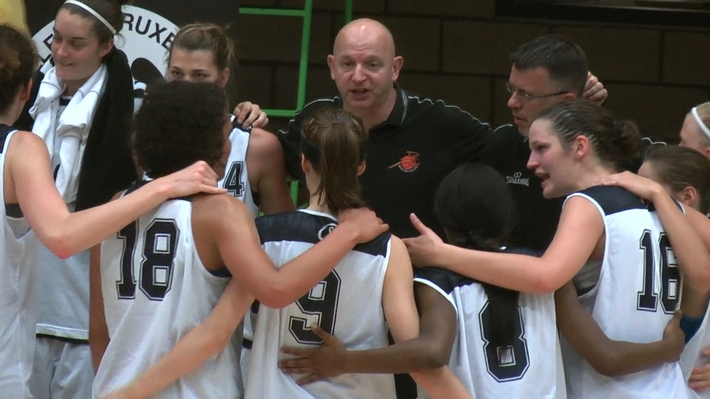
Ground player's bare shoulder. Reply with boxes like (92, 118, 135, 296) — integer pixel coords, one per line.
(192, 192, 251, 226)
(247, 128, 283, 159)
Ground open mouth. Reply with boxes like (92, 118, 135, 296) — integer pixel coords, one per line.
(536, 171, 550, 183)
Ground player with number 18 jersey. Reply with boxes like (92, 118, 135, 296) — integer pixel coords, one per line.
(92, 186, 237, 398)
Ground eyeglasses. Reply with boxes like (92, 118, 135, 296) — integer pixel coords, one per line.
(506, 82, 568, 102)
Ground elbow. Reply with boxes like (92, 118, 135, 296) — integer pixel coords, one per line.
(425, 353, 449, 370)
(589, 352, 624, 377)
(422, 342, 451, 369)
(42, 232, 77, 259)
(691, 265, 710, 294)
(592, 363, 623, 378)
(255, 282, 294, 309)
(530, 274, 561, 294)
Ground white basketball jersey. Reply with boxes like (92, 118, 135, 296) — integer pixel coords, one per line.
(0, 126, 35, 399)
(414, 266, 565, 399)
(242, 209, 396, 399)
(680, 306, 710, 399)
(93, 192, 236, 398)
(220, 118, 258, 217)
(563, 186, 687, 399)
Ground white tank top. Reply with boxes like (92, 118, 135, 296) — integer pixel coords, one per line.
(242, 209, 396, 399)
(93, 194, 235, 398)
(0, 126, 35, 399)
(563, 186, 687, 399)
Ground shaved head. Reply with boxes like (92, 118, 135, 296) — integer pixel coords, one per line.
(333, 18, 396, 58)
(327, 18, 402, 126)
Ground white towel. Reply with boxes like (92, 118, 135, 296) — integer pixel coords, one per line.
(29, 64, 108, 203)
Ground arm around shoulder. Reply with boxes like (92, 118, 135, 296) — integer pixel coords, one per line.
(555, 282, 684, 377)
(404, 200, 602, 294)
(196, 196, 385, 308)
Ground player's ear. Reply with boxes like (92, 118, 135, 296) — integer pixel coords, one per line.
(218, 68, 230, 89)
(301, 154, 311, 174)
(356, 161, 366, 176)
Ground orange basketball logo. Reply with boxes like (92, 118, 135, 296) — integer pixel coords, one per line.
(389, 151, 420, 173)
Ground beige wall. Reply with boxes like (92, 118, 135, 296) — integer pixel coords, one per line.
(235, 0, 710, 142)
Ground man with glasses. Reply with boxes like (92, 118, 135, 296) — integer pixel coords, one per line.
(481, 34, 604, 251)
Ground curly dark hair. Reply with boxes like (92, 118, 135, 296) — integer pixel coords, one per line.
(0, 24, 37, 115)
(133, 80, 227, 178)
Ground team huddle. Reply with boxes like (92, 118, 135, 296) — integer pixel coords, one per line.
(2, 0, 710, 398)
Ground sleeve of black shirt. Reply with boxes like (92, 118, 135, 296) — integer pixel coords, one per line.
(277, 112, 306, 181)
(449, 108, 493, 165)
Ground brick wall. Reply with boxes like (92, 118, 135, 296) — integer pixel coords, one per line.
(235, 0, 710, 142)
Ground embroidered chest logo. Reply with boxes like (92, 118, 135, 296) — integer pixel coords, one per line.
(389, 151, 420, 173)
(318, 223, 338, 241)
(506, 172, 530, 187)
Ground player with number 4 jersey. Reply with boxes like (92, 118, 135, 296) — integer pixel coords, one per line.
(165, 23, 294, 217)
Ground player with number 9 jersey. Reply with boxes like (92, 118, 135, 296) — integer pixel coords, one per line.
(242, 211, 396, 398)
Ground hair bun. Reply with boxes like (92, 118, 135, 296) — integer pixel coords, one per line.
(614, 119, 641, 162)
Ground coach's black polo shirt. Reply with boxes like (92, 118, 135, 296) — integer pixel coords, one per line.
(278, 85, 492, 239)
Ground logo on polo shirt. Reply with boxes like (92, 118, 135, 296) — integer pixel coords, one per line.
(506, 172, 530, 186)
(388, 151, 420, 173)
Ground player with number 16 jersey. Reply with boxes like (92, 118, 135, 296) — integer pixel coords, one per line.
(561, 186, 688, 398)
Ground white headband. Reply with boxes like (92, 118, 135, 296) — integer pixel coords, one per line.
(63, 0, 116, 36)
(691, 106, 710, 139)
